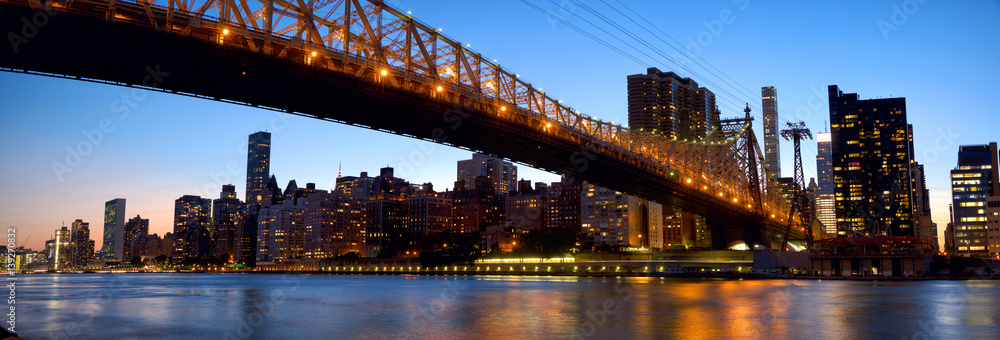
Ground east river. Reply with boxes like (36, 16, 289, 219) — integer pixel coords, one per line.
(14, 273, 1000, 339)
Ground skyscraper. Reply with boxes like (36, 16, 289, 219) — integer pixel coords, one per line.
(50, 227, 72, 270)
(627, 67, 718, 141)
(213, 184, 245, 262)
(828, 85, 914, 237)
(123, 215, 149, 261)
(102, 198, 126, 260)
(950, 143, 998, 255)
(70, 219, 94, 268)
(911, 162, 935, 245)
(174, 195, 213, 259)
(456, 153, 517, 196)
(762, 86, 781, 177)
(246, 131, 271, 213)
(815, 132, 836, 235)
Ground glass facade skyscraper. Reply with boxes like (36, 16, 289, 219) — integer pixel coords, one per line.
(245, 131, 271, 213)
(828, 85, 914, 237)
(762, 86, 781, 177)
(950, 143, 999, 255)
(815, 132, 836, 236)
(102, 198, 126, 260)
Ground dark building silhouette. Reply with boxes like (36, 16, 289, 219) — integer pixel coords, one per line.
(452, 177, 502, 234)
(213, 184, 245, 262)
(828, 85, 914, 237)
(70, 219, 94, 268)
(173, 195, 213, 259)
(123, 215, 148, 260)
(545, 177, 581, 229)
(627, 67, 719, 141)
(365, 197, 408, 258)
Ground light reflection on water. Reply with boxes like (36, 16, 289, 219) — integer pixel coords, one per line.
(16, 273, 1000, 339)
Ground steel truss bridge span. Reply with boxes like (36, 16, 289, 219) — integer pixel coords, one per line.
(0, 0, 810, 248)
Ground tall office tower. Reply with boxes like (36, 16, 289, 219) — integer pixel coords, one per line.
(407, 191, 452, 236)
(911, 162, 935, 245)
(50, 227, 72, 270)
(580, 183, 663, 249)
(213, 184, 245, 262)
(456, 153, 517, 196)
(122, 215, 149, 260)
(70, 219, 94, 268)
(815, 132, 836, 235)
(545, 177, 582, 229)
(987, 196, 1000, 256)
(305, 191, 364, 258)
(364, 197, 408, 258)
(173, 195, 213, 259)
(245, 131, 271, 213)
(762, 86, 781, 177)
(828, 85, 914, 236)
(627, 67, 718, 141)
(102, 198, 126, 260)
(452, 177, 503, 234)
(950, 143, 999, 255)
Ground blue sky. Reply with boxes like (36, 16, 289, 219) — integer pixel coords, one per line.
(2, 0, 998, 250)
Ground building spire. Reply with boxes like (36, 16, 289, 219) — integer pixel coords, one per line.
(337, 161, 343, 179)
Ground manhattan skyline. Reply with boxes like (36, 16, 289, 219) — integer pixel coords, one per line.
(2, 0, 999, 251)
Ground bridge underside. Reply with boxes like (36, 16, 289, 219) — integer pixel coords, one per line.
(1, 4, 796, 249)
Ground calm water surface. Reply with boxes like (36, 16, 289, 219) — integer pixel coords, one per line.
(16, 273, 1000, 339)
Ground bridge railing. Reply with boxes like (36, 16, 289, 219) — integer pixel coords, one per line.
(6, 0, 804, 234)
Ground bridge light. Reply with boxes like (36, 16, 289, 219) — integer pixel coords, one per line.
(223, 29, 229, 35)
(500, 106, 506, 112)
(546, 123, 552, 128)
(686, 179, 692, 184)
(436, 86, 443, 92)
(380, 69, 388, 76)
(311, 51, 317, 57)
(719, 192, 724, 196)
(733, 198, 738, 203)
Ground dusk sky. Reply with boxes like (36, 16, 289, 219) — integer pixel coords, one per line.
(2, 0, 998, 251)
